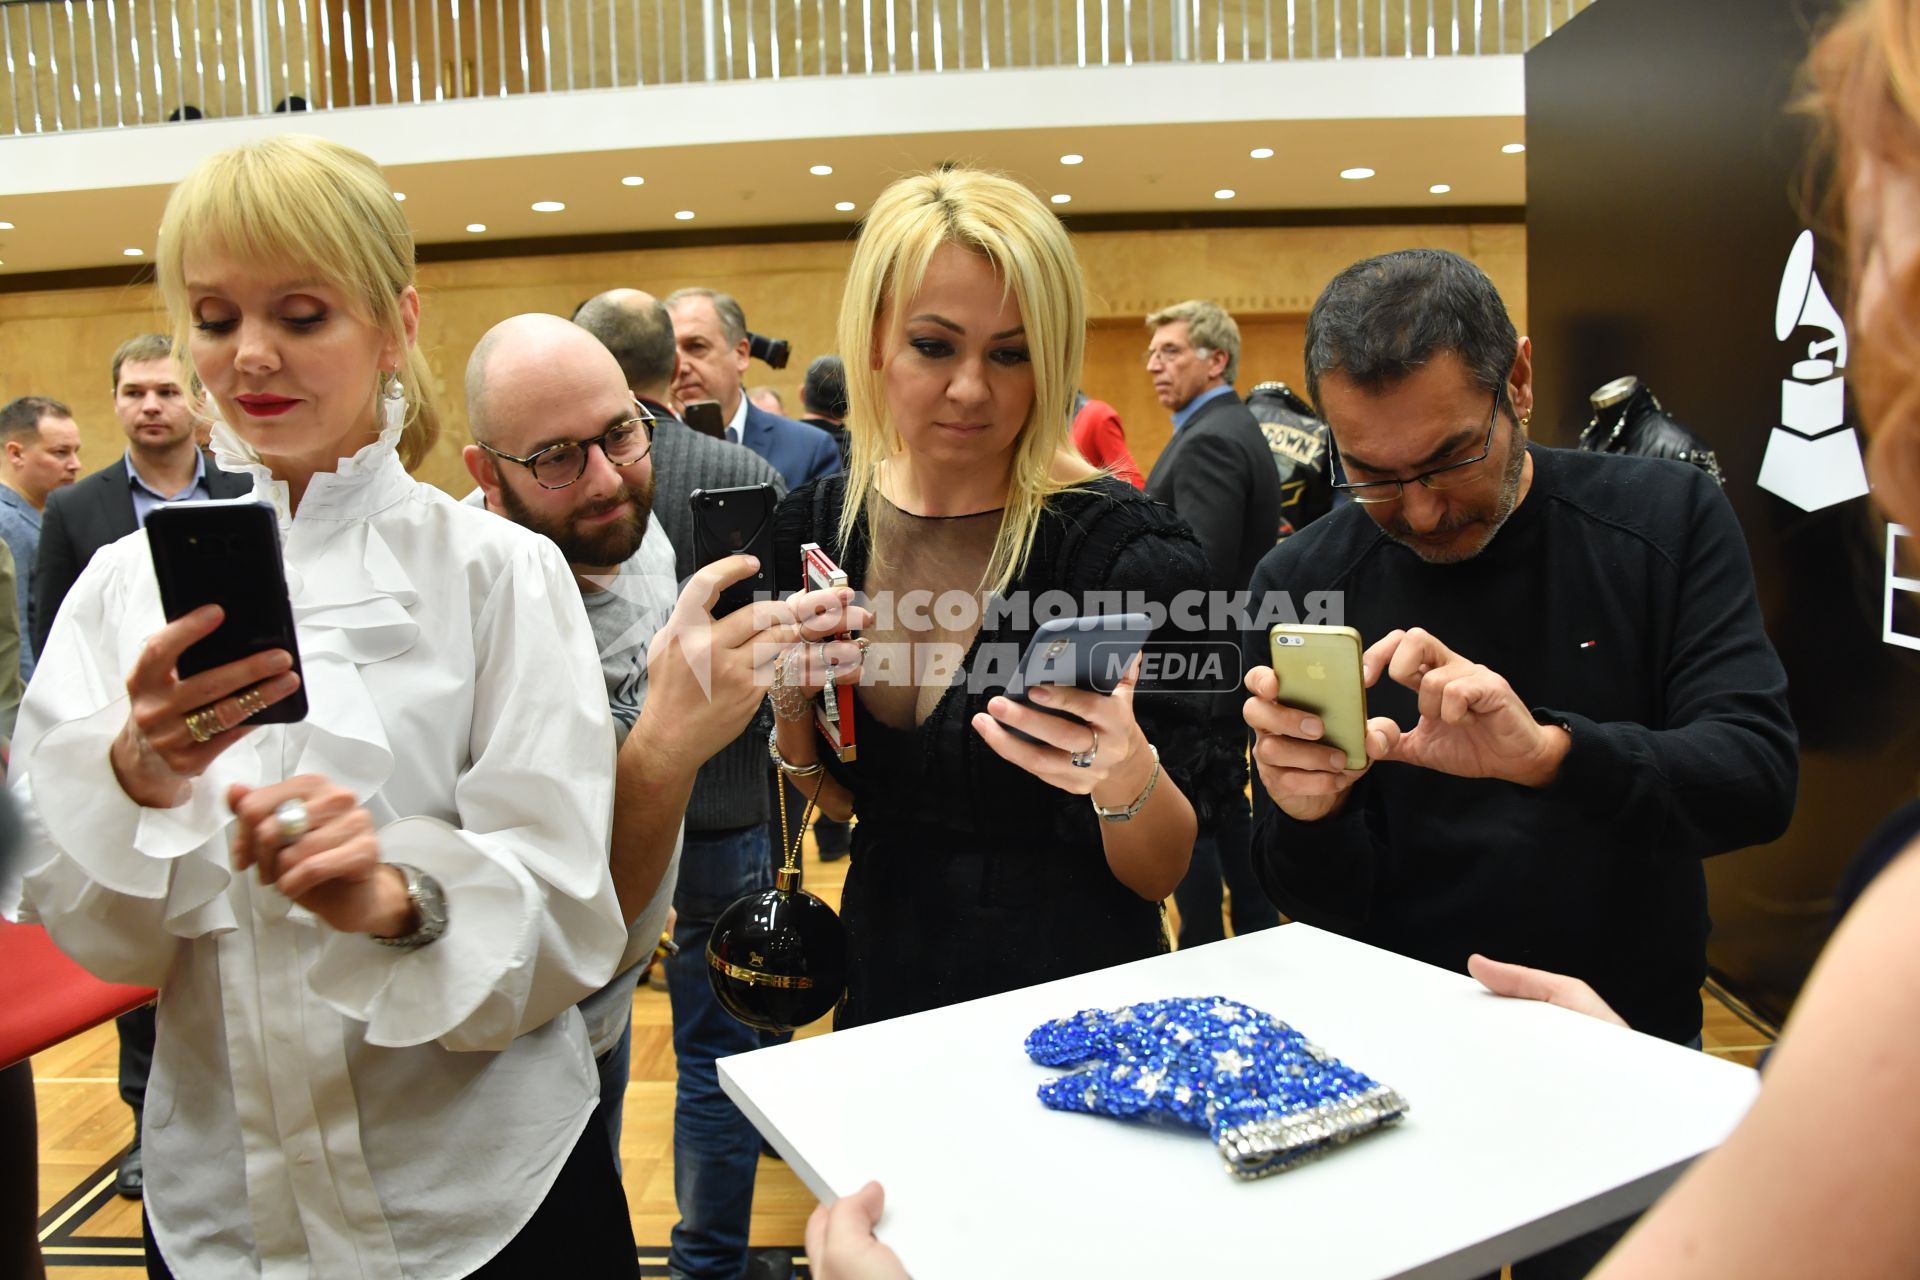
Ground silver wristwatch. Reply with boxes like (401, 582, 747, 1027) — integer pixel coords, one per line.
(374, 862, 448, 950)
(1091, 743, 1161, 823)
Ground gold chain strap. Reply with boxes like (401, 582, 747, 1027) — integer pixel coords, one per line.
(775, 764, 828, 891)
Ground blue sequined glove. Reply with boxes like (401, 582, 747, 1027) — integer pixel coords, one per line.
(1025, 996, 1409, 1179)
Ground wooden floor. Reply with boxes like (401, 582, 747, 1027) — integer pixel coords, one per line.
(29, 834, 1777, 1277)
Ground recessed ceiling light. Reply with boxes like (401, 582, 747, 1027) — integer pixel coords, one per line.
(621, 175, 646, 187)
(674, 210, 696, 221)
(1060, 153, 1084, 166)
(1250, 147, 1274, 160)
(1429, 184, 1452, 195)
(123, 247, 145, 256)
(809, 164, 834, 176)
(392, 191, 407, 202)
(467, 223, 488, 233)
(834, 201, 857, 212)
(531, 200, 565, 212)
(1051, 193, 1072, 205)
(1503, 143, 1527, 154)
(1340, 167, 1376, 180)
(1214, 188, 1236, 200)
(0, 221, 13, 230)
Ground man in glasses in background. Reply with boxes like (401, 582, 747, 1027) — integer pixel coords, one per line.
(1239, 249, 1798, 1277)
(1141, 299, 1284, 951)
(459, 314, 862, 1196)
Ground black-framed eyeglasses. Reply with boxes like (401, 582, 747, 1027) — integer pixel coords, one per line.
(1330, 393, 1502, 506)
(477, 400, 657, 490)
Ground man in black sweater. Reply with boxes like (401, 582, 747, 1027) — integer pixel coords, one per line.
(1242, 252, 1797, 1274)
(1243, 252, 1795, 1050)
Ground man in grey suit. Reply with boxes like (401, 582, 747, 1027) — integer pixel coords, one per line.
(1143, 299, 1283, 951)
(665, 287, 841, 491)
(574, 288, 800, 1280)
(31, 334, 252, 1200)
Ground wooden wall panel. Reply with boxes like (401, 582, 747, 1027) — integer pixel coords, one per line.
(0, 221, 1523, 499)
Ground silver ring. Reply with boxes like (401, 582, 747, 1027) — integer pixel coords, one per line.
(273, 799, 312, 844)
(1069, 729, 1099, 769)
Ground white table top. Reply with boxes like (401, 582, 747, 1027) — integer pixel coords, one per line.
(718, 923, 1759, 1279)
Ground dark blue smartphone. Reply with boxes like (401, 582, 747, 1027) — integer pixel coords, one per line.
(1000, 613, 1154, 745)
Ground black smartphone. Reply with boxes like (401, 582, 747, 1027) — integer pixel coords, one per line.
(690, 483, 778, 617)
(1001, 613, 1155, 745)
(146, 500, 308, 723)
(684, 399, 727, 440)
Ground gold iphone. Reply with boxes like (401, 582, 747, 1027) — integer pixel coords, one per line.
(1268, 624, 1369, 770)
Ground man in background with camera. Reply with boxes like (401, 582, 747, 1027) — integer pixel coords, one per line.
(666, 287, 841, 491)
(574, 288, 811, 1280)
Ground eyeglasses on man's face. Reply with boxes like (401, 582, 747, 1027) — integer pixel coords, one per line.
(478, 401, 657, 490)
(1330, 392, 1503, 506)
(1144, 342, 1206, 369)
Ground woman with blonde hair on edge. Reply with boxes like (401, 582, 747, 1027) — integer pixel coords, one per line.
(6, 135, 638, 1277)
(771, 166, 1215, 1029)
(807, 8, 1920, 1277)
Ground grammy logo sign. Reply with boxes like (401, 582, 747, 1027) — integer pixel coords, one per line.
(1758, 230, 1869, 511)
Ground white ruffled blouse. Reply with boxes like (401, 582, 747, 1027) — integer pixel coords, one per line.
(9, 423, 628, 1278)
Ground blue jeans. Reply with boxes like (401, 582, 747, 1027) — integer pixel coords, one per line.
(666, 824, 784, 1280)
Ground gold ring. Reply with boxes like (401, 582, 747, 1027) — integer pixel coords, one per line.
(184, 707, 225, 743)
(234, 688, 267, 719)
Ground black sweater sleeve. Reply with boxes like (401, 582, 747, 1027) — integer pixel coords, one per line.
(1242, 546, 1386, 932)
(1531, 468, 1799, 861)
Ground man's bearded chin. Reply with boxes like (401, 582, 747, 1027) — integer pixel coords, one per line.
(1382, 420, 1528, 565)
(499, 472, 655, 566)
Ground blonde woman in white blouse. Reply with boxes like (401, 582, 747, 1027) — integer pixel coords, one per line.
(9, 137, 638, 1278)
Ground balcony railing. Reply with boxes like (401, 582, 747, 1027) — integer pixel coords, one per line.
(1, 0, 1588, 135)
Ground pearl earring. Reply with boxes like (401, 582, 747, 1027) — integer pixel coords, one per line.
(381, 374, 407, 435)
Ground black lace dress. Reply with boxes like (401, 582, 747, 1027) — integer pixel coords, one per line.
(773, 473, 1224, 1028)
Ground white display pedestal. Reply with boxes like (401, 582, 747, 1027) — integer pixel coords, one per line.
(718, 924, 1759, 1279)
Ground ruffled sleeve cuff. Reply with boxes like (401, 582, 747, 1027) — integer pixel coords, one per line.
(23, 695, 239, 940)
(305, 815, 627, 1052)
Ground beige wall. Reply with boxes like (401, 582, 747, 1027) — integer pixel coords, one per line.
(0, 220, 1523, 496)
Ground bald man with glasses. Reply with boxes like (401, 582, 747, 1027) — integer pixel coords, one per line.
(461, 314, 864, 1176)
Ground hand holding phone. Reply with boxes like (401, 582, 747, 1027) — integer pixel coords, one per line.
(109, 503, 310, 806)
(1242, 624, 1370, 823)
(147, 501, 308, 723)
(690, 484, 778, 617)
(108, 606, 301, 805)
(1266, 625, 1367, 769)
(1001, 613, 1154, 746)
